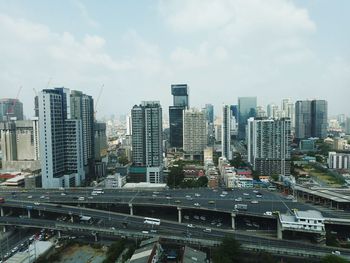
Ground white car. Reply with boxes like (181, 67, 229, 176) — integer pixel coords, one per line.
(243, 193, 249, 196)
(187, 224, 195, 228)
(332, 250, 341, 256)
(34, 202, 40, 206)
(264, 211, 272, 216)
(27, 195, 32, 199)
(220, 194, 226, 197)
(195, 193, 201, 197)
(61, 193, 66, 196)
(194, 203, 200, 207)
(253, 190, 259, 193)
(251, 200, 259, 204)
(235, 197, 242, 202)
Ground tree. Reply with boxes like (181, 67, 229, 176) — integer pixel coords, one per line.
(212, 236, 242, 263)
(197, 176, 208, 187)
(167, 165, 184, 188)
(118, 155, 129, 166)
(321, 255, 349, 263)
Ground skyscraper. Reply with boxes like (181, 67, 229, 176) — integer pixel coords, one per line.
(131, 101, 163, 183)
(171, 84, 189, 108)
(204, 104, 214, 124)
(346, 117, 350, 135)
(183, 108, 207, 160)
(169, 84, 189, 148)
(247, 117, 291, 176)
(295, 100, 328, 139)
(70, 90, 94, 171)
(238, 97, 257, 140)
(0, 98, 24, 121)
(281, 98, 295, 128)
(222, 105, 232, 160)
(39, 88, 85, 188)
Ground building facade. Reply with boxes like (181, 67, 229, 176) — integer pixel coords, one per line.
(238, 97, 257, 140)
(0, 98, 24, 121)
(169, 84, 189, 148)
(39, 88, 85, 188)
(183, 108, 207, 159)
(222, 105, 232, 160)
(247, 117, 291, 176)
(295, 100, 328, 139)
(131, 101, 163, 183)
(328, 152, 350, 170)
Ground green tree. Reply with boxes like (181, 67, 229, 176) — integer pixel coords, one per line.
(118, 155, 129, 165)
(212, 236, 242, 263)
(167, 165, 184, 188)
(197, 176, 208, 187)
(321, 255, 349, 263)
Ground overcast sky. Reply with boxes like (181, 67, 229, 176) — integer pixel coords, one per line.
(0, 0, 349, 119)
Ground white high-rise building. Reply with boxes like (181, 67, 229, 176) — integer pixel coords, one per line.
(183, 108, 207, 159)
(282, 98, 295, 128)
(267, 103, 279, 119)
(222, 105, 232, 160)
(247, 117, 291, 176)
(39, 88, 85, 188)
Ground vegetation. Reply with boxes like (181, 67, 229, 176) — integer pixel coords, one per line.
(230, 153, 246, 168)
(321, 255, 349, 263)
(212, 236, 243, 263)
(326, 231, 339, 247)
(102, 239, 126, 263)
(118, 154, 129, 165)
(179, 176, 208, 188)
(167, 164, 184, 188)
(122, 243, 136, 262)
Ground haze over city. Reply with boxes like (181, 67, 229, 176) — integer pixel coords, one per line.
(0, 0, 349, 118)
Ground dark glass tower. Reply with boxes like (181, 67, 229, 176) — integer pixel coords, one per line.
(169, 84, 189, 148)
(238, 97, 257, 140)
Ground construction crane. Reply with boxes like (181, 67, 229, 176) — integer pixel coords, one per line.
(94, 84, 104, 120)
(6, 86, 23, 121)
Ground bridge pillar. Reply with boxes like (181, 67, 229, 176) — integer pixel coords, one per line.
(177, 207, 182, 223)
(129, 203, 133, 216)
(38, 210, 42, 216)
(277, 220, 283, 239)
(2, 226, 6, 233)
(27, 209, 31, 218)
(70, 216, 74, 223)
(231, 213, 236, 230)
(0, 207, 3, 217)
(57, 231, 61, 238)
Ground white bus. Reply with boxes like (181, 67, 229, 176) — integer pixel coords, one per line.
(143, 217, 161, 226)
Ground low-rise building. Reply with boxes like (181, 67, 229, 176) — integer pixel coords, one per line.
(328, 151, 350, 170)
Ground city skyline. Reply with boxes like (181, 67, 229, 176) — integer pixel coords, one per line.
(0, 1, 349, 118)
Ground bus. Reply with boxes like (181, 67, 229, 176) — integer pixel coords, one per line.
(143, 217, 161, 226)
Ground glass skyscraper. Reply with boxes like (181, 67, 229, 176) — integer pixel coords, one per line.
(169, 84, 189, 148)
(238, 97, 257, 140)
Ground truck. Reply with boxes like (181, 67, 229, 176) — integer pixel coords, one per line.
(234, 204, 248, 211)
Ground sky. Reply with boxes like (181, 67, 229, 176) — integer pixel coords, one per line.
(0, 0, 349, 119)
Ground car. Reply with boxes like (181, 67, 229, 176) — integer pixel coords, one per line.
(216, 223, 222, 227)
(264, 211, 272, 216)
(166, 196, 172, 200)
(200, 216, 206, 221)
(251, 200, 259, 204)
(187, 224, 195, 228)
(142, 230, 149, 234)
(175, 200, 181, 203)
(208, 200, 215, 204)
(34, 202, 40, 206)
(253, 190, 259, 193)
(332, 250, 341, 256)
(61, 193, 66, 196)
(256, 194, 262, 198)
(195, 193, 201, 197)
(153, 191, 160, 195)
(27, 195, 33, 199)
(219, 194, 226, 197)
(150, 229, 157, 233)
(234, 197, 242, 202)
(194, 215, 200, 220)
(40, 195, 45, 199)
(243, 193, 249, 196)
(194, 203, 200, 207)
(203, 228, 212, 233)
(152, 194, 157, 197)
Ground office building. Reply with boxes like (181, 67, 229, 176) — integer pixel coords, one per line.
(328, 152, 350, 170)
(238, 97, 257, 140)
(346, 117, 350, 135)
(171, 84, 189, 108)
(247, 117, 291, 176)
(0, 118, 40, 171)
(204, 104, 214, 124)
(256, 106, 267, 118)
(169, 84, 189, 148)
(295, 100, 328, 139)
(282, 98, 295, 128)
(131, 101, 163, 183)
(222, 105, 232, 160)
(0, 98, 23, 121)
(70, 90, 94, 172)
(39, 88, 85, 188)
(183, 108, 207, 160)
(94, 122, 108, 178)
